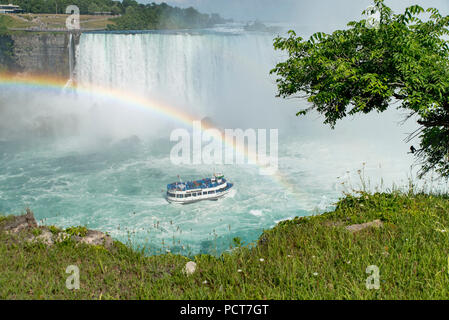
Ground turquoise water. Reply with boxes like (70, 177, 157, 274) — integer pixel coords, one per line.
(0, 104, 421, 256)
(0, 131, 322, 255)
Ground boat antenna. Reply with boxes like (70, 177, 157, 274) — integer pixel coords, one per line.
(177, 175, 182, 183)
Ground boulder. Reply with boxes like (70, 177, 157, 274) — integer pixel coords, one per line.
(1, 208, 37, 234)
(1, 210, 113, 250)
(345, 220, 383, 233)
(28, 229, 54, 246)
(76, 230, 113, 249)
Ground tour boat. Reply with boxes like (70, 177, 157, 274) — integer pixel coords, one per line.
(166, 173, 233, 204)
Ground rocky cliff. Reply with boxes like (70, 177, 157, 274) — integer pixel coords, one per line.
(0, 32, 79, 78)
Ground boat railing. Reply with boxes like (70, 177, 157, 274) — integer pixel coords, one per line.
(167, 178, 227, 191)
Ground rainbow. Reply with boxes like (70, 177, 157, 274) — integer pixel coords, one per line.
(0, 73, 304, 200)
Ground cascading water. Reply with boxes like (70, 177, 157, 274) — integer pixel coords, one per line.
(1, 27, 439, 255)
(75, 30, 297, 130)
(64, 33, 76, 89)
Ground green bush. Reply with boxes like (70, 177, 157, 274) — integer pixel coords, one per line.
(65, 226, 88, 237)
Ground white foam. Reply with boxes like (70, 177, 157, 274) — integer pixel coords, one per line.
(250, 209, 264, 217)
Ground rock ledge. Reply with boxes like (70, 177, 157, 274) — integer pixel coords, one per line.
(0, 210, 113, 249)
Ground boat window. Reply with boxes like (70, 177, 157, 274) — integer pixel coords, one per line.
(208, 191, 215, 194)
(192, 193, 196, 196)
(185, 194, 191, 198)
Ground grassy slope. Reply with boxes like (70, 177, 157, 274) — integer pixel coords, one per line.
(0, 13, 115, 33)
(0, 191, 448, 299)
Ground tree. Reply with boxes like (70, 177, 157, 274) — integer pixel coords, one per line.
(110, 4, 121, 16)
(88, 2, 100, 14)
(271, 0, 449, 178)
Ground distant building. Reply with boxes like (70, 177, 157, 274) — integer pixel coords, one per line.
(0, 4, 24, 14)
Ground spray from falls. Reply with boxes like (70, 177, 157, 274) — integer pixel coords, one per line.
(64, 32, 78, 90)
(74, 31, 298, 132)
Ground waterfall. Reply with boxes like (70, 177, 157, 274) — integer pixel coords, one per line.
(74, 31, 295, 130)
(65, 32, 76, 88)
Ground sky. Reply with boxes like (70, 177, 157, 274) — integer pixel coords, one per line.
(141, 0, 449, 25)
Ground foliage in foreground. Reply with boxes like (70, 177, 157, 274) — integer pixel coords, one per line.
(0, 191, 448, 299)
(271, 0, 449, 177)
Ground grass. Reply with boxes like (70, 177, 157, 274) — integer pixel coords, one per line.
(0, 190, 448, 299)
(0, 13, 116, 34)
(65, 226, 88, 237)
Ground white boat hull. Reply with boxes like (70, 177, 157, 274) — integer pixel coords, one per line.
(166, 187, 232, 204)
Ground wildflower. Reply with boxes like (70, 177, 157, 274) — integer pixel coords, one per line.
(237, 269, 242, 273)
(313, 272, 318, 276)
(202, 280, 208, 284)
(259, 258, 265, 262)
(287, 255, 293, 258)
(183, 261, 197, 275)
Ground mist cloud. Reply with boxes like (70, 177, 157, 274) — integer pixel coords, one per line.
(144, 0, 449, 26)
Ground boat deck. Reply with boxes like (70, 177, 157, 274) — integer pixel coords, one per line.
(167, 178, 227, 191)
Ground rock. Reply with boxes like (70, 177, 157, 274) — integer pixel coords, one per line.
(324, 220, 345, 227)
(77, 230, 113, 249)
(2, 208, 37, 234)
(345, 220, 383, 233)
(258, 235, 269, 246)
(183, 261, 197, 275)
(28, 229, 54, 246)
(55, 232, 71, 243)
(1, 209, 113, 249)
(7, 33, 80, 77)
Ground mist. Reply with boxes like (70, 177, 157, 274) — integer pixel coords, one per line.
(146, 0, 449, 26)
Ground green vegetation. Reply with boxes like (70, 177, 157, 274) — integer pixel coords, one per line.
(271, 0, 449, 177)
(65, 226, 88, 237)
(0, 0, 227, 30)
(31, 228, 42, 237)
(0, 15, 15, 31)
(1, 0, 122, 15)
(1, 191, 448, 299)
(244, 20, 282, 33)
(48, 225, 62, 235)
(107, 2, 227, 31)
(0, 14, 117, 34)
(0, 214, 13, 224)
(0, 23, 17, 71)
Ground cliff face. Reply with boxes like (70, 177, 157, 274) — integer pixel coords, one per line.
(0, 33, 79, 78)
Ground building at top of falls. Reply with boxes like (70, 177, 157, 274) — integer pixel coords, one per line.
(0, 4, 24, 14)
